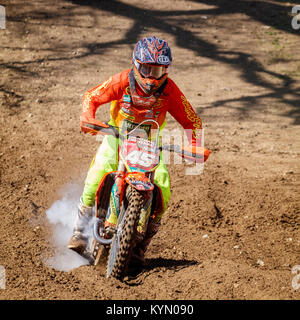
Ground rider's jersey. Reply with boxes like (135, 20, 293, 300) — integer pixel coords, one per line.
(82, 69, 202, 144)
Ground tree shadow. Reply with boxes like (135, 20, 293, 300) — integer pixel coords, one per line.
(66, 0, 299, 124)
(199, 85, 300, 125)
(3, 0, 299, 123)
(0, 85, 24, 109)
(191, 0, 299, 34)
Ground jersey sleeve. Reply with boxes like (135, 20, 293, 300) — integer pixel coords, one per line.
(82, 69, 130, 117)
(167, 78, 203, 145)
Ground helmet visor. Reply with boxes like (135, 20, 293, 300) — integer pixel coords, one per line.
(138, 64, 168, 79)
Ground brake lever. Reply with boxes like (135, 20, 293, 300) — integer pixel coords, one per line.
(84, 123, 120, 138)
(161, 144, 204, 158)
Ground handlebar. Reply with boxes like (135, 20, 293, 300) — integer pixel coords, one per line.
(161, 144, 210, 162)
(82, 122, 120, 138)
(83, 121, 210, 163)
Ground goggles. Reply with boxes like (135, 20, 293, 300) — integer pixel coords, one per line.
(137, 63, 168, 79)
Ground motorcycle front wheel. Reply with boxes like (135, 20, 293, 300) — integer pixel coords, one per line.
(106, 185, 144, 279)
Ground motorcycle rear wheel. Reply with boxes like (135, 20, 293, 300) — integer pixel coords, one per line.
(106, 185, 144, 279)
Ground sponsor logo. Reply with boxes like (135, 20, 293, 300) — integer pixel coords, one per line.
(144, 109, 161, 119)
(125, 86, 131, 95)
(132, 94, 157, 108)
(154, 111, 160, 118)
(136, 138, 157, 152)
(181, 96, 202, 129)
(120, 109, 135, 121)
(121, 119, 152, 137)
(145, 110, 154, 118)
(157, 55, 170, 64)
(152, 98, 163, 110)
(137, 203, 152, 234)
(121, 106, 133, 115)
(127, 176, 152, 190)
(108, 184, 120, 221)
(82, 77, 112, 112)
(123, 94, 132, 103)
(96, 76, 112, 92)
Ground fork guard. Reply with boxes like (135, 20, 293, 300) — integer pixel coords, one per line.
(125, 172, 154, 191)
(95, 171, 119, 220)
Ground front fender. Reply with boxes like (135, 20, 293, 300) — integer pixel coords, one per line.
(125, 172, 154, 191)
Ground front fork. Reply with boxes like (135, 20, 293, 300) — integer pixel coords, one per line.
(105, 161, 154, 235)
(104, 162, 126, 228)
(92, 165, 153, 254)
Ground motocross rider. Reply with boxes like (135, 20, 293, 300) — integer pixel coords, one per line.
(68, 36, 203, 263)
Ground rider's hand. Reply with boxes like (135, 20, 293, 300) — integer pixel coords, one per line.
(80, 111, 96, 135)
(182, 144, 210, 163)
(80, 111, 108, 135)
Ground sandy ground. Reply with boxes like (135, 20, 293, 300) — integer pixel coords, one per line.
(0, 0, 300, 300)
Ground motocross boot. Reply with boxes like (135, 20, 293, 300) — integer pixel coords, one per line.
(132, 220, 161, 266)
(68, 199, 94, 254)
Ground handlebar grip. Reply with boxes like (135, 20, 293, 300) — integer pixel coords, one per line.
(161, 144, 210, 162)
(83, 123, 119, 138)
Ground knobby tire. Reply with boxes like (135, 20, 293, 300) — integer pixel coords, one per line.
(106, 185, 144, 279)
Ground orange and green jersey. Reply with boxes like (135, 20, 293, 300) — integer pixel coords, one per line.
(82, 69, 202, 144)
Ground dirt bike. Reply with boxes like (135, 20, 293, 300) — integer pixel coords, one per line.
(80, 119, 210, 280)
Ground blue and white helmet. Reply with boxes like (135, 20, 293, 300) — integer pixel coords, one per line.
(133, 36, 172, 66)
(132, 36, 172, 93)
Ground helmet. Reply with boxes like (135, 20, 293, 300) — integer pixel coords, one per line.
(132, 36, 172, 94)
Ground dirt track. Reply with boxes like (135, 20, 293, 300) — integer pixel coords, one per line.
(0, 0, 300, 300)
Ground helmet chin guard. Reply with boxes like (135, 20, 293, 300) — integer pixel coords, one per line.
(132, 36, 172, 94)
(133, 65, 168, 94)
(129, 69, 167, 108)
